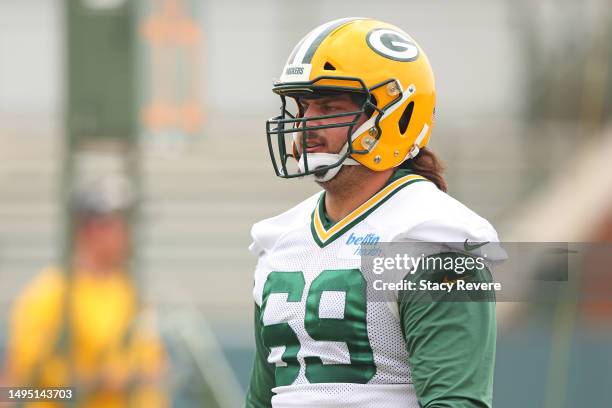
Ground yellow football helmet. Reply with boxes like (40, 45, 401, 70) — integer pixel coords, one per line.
(266, 17, 436, 180)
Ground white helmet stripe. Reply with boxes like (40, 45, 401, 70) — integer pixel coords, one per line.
(286, 35, 308, 66)
(291, 17, 364, 65)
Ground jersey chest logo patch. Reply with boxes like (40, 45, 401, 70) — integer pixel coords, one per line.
(337, 231, 384, 260)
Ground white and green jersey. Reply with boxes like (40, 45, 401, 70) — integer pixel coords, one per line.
(246, 170, 499, 408)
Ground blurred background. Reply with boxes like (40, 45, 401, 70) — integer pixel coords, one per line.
(0, 0, 611, 406)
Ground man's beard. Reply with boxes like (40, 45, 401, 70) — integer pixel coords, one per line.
(315, 164, 368, 194)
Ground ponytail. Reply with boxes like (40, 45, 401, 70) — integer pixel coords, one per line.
(400, 147, 448, 192)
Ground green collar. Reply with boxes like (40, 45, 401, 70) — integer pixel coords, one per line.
(311, 169, 427, 247)
(318, 168, 416, 228)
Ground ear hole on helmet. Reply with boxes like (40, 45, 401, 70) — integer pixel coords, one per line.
(399, 101, 414, 135)
(323, 62, 336, 71)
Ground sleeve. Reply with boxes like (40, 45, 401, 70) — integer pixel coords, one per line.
(398, 252, 496, 408)
(245, 304, 275, 408)
(4, 270, 64, 385)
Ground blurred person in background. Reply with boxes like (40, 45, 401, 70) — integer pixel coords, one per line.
(1, 177, 168, 408)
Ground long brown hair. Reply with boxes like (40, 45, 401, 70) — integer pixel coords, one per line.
(399, 147, 447, 192)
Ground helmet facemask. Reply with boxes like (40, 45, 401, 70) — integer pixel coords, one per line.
(266, 77, 391, 181)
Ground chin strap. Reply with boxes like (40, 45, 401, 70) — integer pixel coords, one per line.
(298, 146, 360, 182)
(297, 123, 428, 182)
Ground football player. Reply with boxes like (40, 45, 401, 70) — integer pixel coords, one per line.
(247, 17, 499, 408)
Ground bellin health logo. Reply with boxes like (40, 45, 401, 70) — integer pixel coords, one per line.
(346, 233, 380, 245)
(345, 233, 382, 256)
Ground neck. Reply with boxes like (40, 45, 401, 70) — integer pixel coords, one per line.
(319, 166, 394, 222)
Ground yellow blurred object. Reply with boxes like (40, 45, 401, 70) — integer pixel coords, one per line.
(4, 268, 168, 408)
